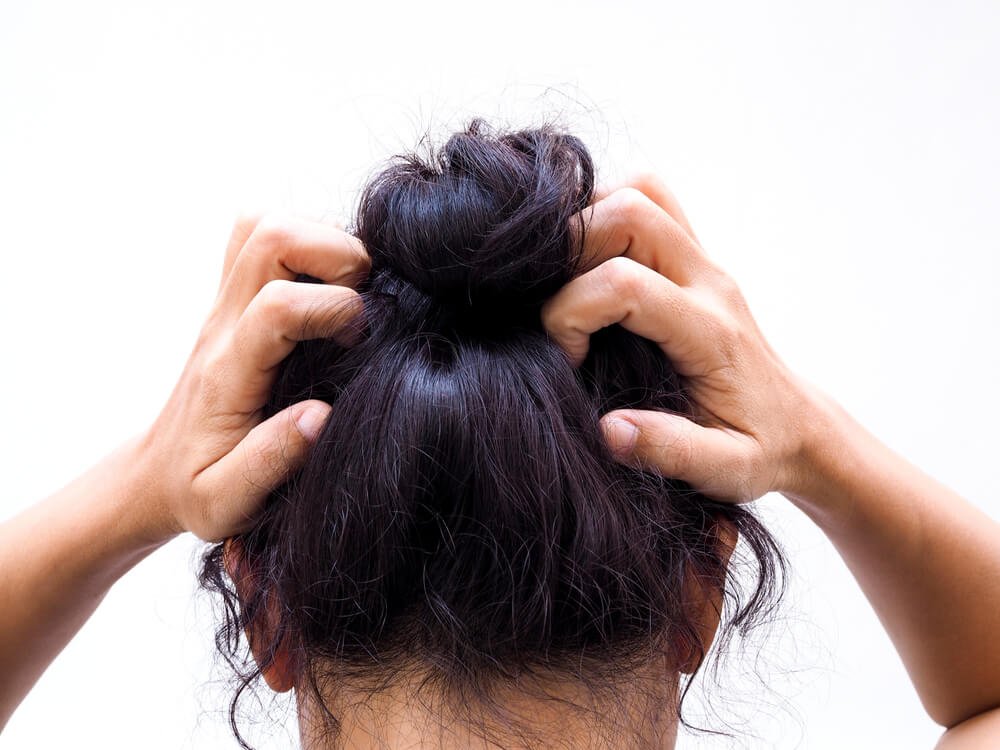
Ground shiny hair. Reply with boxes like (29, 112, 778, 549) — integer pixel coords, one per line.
(200, 118, 785, 749)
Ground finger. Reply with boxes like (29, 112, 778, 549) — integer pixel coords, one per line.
(229, 280, 364, 397)
(218, 214, 359, 296)
(218, 214, 264, 293)
(573, 187, 714, 285)
(191, 399, 331, 541)
(592, 172, 700, 244)
(541, 256, 718, 370)
(599, 409, 757, 502)
(218, 214, 370, 319)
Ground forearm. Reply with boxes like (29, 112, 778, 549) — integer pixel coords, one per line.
(0, 215, 356, 733)
(785, 386, 1000, 728)
(0, 433, 175, 729)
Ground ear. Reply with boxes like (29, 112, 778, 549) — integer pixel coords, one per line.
(678, 518, 738, 674)
(223, 538, 296, 693)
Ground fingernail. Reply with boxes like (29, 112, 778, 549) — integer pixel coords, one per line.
(296, 406, 329, 441)
(602, 416, 639, 459)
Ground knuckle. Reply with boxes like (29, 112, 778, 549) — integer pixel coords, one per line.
(714, 314, 748, 360)
(626, 170, 667, 198)
(716, 312, 742, 342)
(540, 298, 572, 337)
(250, 213, 295, 254)
(197, 348, 231, 402)
(571, 201, 595, 237)
(712, 268, 747, 307)
(611, 186, 652, 221)
(191, 313, 225, 354)
(258, 278, 297, 313)
(251, 278, 298, 330)
(539, 296, 560, 332)
(200, 340, 230, 374)
(540, 289, 590, 365)
(232, 212, 264, 237)
(599, 255, 644, 298)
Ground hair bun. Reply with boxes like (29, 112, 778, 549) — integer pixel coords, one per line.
(201, 121, 786, 748)
(355, 119, 595, 323)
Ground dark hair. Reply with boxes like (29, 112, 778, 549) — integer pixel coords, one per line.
(200, 118, 785, 749)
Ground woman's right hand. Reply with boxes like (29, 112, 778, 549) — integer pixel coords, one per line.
(541, 174, 822, 503)
(137, 214, 369, 543)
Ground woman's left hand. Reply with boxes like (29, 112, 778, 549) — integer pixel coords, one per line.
(136, 215, 369, 543)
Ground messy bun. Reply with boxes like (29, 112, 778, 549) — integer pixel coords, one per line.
(358, 120, 593, 323)
(200, 119, 785, 748)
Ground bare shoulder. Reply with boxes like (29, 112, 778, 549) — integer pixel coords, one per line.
(935, 707, 1000, 749)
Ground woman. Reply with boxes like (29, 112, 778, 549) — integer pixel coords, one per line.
(1, 121, 998, 749)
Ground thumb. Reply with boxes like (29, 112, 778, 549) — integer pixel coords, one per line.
(230, 398, 331, 497)
(599, 408, 751, 500)
(193, 399, 331, 540)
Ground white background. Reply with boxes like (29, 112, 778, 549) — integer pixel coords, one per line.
(2, 1, 998, 748)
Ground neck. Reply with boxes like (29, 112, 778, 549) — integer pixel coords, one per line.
(296, 661, 680, 750)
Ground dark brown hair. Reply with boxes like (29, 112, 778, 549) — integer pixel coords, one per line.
(200, 118, 785, 748)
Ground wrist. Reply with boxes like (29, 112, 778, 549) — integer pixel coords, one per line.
(0, 433, 178, 728)
(10, 432, 183, 608)
(111, 430, 185, 550)
(774, 377, 859, 525)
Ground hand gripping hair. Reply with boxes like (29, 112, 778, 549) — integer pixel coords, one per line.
(200, 118, 786, 749)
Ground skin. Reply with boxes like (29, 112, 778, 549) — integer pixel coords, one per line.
(0, 177, 998, 747)
(0, 213, 369, 724)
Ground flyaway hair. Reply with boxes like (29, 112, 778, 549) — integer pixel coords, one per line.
(200, 118, 785, 749)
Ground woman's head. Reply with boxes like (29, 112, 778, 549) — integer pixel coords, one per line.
(200, 118, 785, 748)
